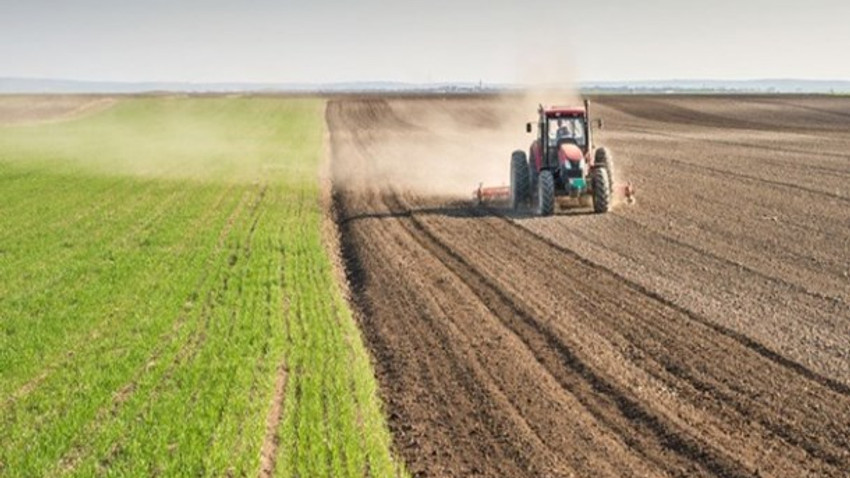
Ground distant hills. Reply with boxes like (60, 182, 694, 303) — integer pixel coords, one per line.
(2, 77, 849, 94)
(581, 79, 850, 94)
(0, 78, 486, 94)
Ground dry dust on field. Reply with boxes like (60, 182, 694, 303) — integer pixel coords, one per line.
(329, 95, 850, 477)
(0, 95, 116, 126)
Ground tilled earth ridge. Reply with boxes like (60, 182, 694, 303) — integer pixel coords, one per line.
(328, 96, 850, 477)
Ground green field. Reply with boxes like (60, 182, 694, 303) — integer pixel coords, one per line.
(0, 97, 405, 477)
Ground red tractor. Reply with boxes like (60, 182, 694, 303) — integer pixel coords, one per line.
(507, 99, 629, 215)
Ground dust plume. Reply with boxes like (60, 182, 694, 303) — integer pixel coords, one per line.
(0, 95, 115, 126)
(328, 89, 585, 199)
(0, 96, 323, 185)
(330, 35, 588, 198)
(330, 96, 535, 197)
(329, 90, 634, 207)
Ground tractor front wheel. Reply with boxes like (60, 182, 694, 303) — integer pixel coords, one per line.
(537, 170, 555, 216)
(591, 167, 611, 213)
(510, 150, 530, 211)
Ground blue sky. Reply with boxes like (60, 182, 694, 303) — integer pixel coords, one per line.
(2, 0, 849, 83)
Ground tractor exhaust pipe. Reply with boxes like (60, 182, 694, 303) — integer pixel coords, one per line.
(584, 98, 593, 150)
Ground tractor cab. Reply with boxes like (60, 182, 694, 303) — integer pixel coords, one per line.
(546, 115, 586, 149)
(527, 105, 592, 172)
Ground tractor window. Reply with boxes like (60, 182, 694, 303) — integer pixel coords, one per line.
(548, 117, 585, 147)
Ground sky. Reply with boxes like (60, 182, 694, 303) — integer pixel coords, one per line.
(2, 0, 850, 84)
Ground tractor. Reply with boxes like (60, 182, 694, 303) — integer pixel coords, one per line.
(508, 99, 625, 216)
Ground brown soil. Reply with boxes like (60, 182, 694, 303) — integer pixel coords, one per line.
(328, 95, 850, 477)
(259, 362, 288, 478)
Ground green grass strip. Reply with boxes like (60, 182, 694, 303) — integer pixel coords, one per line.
(0, 97, 407, 477)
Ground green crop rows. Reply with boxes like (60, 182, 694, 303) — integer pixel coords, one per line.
(0, 97, 406, 477)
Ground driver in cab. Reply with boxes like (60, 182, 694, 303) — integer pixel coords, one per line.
(556, 119, 573, 141)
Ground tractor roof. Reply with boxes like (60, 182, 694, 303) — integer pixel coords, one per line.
(544, 106, 586, 117)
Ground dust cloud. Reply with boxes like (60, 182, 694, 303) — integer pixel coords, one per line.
(331, 40, 590, 198)
(330, 92, 580, 198)
(0, 96, 115, 126)
(329, 90, 634, 206)
(0, 96, 318, 185)
(329, 94, 586, 199)
(330, 96, 534, 197)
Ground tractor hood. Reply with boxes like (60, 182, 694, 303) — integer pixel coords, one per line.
(558, 143, 584, 162)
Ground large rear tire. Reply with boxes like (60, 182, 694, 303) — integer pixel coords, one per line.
(591, 167, 611, 214)
(595, 147, 615, 186)
(510, 150, 530, 210)
(537, 170, 555, 216)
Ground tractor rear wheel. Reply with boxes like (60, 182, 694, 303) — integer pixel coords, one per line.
(510, 150, 530, 210)
(595, 147, 615, 186)
(537, 170, 555, 216)
(591, 167, 611, 213)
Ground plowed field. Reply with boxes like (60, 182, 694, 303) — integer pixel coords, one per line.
(329, 96, 850, 477)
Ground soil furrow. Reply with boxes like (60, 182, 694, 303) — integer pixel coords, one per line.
(392, 196, 755, 477)
(339, 199, 549, 477)
(482, 215, 850, 472)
